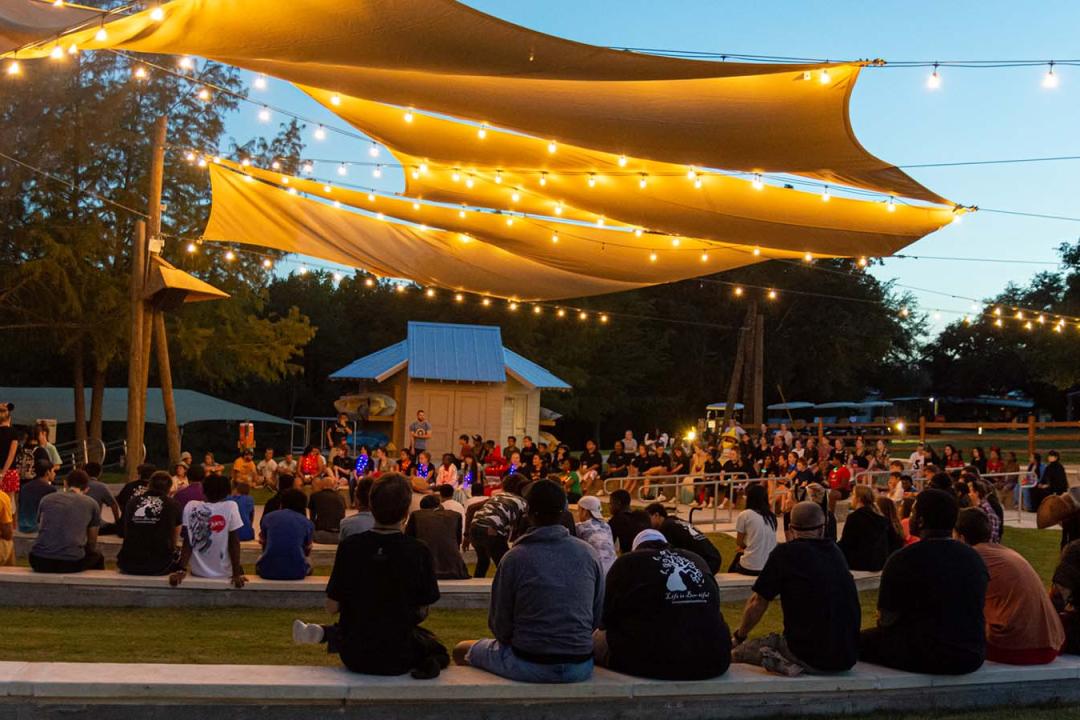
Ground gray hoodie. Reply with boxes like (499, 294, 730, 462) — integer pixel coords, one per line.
(489, 524, 604, 659)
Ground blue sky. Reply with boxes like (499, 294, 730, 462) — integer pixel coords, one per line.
(222, 0, 1080, 332)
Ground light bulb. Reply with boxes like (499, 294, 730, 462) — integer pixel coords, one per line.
(1038, 314, 1046, 324)
(509, 302, 519, 311)
(332, 272, 343, 283)
(857, 256, 868, 268)
(299, 266, 308, 276)
(458, 207, 467, 218)
(819, 68, 831, 84)
(410, 168, 420, 179)
(50, 45, 64, 60)
(477, 123, 487, 139)
(95, 27, 107, 42)
(596, 216, 605, 227)
(649, 252, 657, 263)
(899, 307, 909, 317)
(701, 253, 709, 263)
(258, 106, 270, 122)
(373, 165, 382, 178)
(280, 175, 289, 184)
(337, 163, 347, 176)
(734, 286, 744, 297)
(253, 74, 267, 90)
(994, 318, 1003, 328)
(67, 43, 78, 55)
(197, 88, 211, 101)
(465, 175, 475, 189)
(224, 250, 235, 261)
(687, 168, 698, 180)
(768, 289, 777, 300)
(579, 311, 587, 321)
(752, 174, 764, 191)
(185, 151, 195, 162)
(822, 186, 831, 202)
(539, 172, 547, 187)
(554, 202, 563, 216)
(367, 193, 374, 202)
(322, 185, 331, 193)
(333, 200, 341, 208)
(196, 157, 207, 167)
(150, 5, 165, 21)
(314, 126, 326, 140)
(671, 238, 681, 247)
(752, 247, 761, 257)
(927, 65, 941, 89)
(133, 66, 147, 80)
(302, 162, 313, 174)
(886, 196, 896, 212)
(412, 201, 421, 211)
(1043, 63, 1059, 89)
(511, 191, 520, 203)
(271, 160, 281, 170)
(288, 188, 297, 195)
(186, 242, 197, 253)
(451, 169, 461, 182)
(587, 173, 596, 188)
(241, 158, 251, 167)
(330, 93, 341, 106)
(534, 306, 542, 315)
(482, 298, 491, 307)
(548, 140, 557, 154)
(551, 233, 559, 244)
(455, 293, 464, 303)
(505, 215, 514, 226)
(1025, 321, 1033, 330)
(262, 258, 273, 269)
(494, 170, 503, 184)
(52, 0, 63, 6)
(393, 282, 402, 291)
(426, 288, 435, 298)
(634, 228, 643, 237)
(404, 108, 414, 123)
(639, 174, 648, 189)
(804, 251, 813, 262)
(557, 309, 566, 318)
(618, 155, 628, 167)
(6, 60, 20, 76)
(368, 143, 379, 158)
(178, 56, 194, 70)
(694, 178, 703, 189)
(600, 314, 609, 323)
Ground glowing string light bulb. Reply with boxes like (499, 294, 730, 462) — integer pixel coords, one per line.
(551, 232, 559, 244)
(403, 107, 414, 123)
(50, 45, 64, 60)
(596, 216, 605, 227)
(458, 206, 467, 219)
(253, 74, 267, 90)
(600, 314, 609, 324)
(477, 123, 488, 139)
(302, 162, 313, 175)
(149, 5, 165, 21)
(178, 56, 194, 70)
(95, 26, 107, 42)
(186, 242, 197, 253)
(465, 175, 475, 188)
(899, 307, 909, 317)
(258, 106, 270, 122)
(337, 163, 347, 176)
(752, 247, 761, 257)
(768, 289, 778, 300)
(587, 173, 596, 188)
(752, 174, 764, 190)
(372, 165, 382, 178)
(803, 251, 814, 263)
(547, 140, 557, 154)
(426, 288, 435, 298)
(822, 186, 831, 202)
(299, 266, 309, 276)
(700, 252, 709, 262)
(557, 308, 566, 318)
(322, 185, 331, 193)
(271, 160, 281, 170)
(262, 258, 273, 269)
(509, 302, 519, 311)
(451, 169, 461, 182)
(133, 66, 148, 80)
(185, 151, 196, 162)
(482, 298, 491, 306)
(734, 286, 744, 297)
(368, 143, 379, 158)
(6, 60, 20, 76)
(1043, 62, 1059, 89)
(926, 63, 941, 89)
(329, 93, 342, 106)
(197, 87, 211, 101)
(994, 318, 1003, 328)
(533, 306, 542, 315)
(539, 172, 547, 187)
(819, 68, 831, 85)
(579, 311, 588, 321)
(554, 202, 564, 216)
(224, 250, 235, 261)
(886, 196, 897, 212)
(857, 256, 868, 268)
(367, 193, 375, 202)
(649, 252, 658, 263)
(639, 173, 648, 189)
(617, 155, 628, 167)
(494, 170, 503, 184)
(455, 293, 464, 303)
(511, 190, 520, 203)
(634, 228, 643, 237)
(313, 126, 326, 140)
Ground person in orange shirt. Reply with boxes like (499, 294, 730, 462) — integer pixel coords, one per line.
(231, 449, 258, 489)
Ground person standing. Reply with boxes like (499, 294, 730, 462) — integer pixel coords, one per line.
(326, 413, 354, 449)
(28, 470, 104, 573)
(0, 403, 21, 507)
(469, 474, 528, 578)
(409, 410, 432, 455)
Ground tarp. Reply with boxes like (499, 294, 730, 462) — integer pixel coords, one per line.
(0, 0, 100, 55)
(216, 159, 814, 283)
(3, 0, 944, 202)
(296, 91, 954, 258)
(202, 164, 644, 300)
(0, 387, 294, 426)
(143, 255, 230, 305)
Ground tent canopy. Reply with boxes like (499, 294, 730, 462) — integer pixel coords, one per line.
(0, 387, 294, 426)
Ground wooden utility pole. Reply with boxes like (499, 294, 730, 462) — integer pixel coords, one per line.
(145, 115, 181, 465)
(721, 304, 755, 430)
(125, 220, 146, 479)
(740, 301, 758, 424)
(751, 312, 764, 427)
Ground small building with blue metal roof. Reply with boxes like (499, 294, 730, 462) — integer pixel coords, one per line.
(330, 322, 570, 458)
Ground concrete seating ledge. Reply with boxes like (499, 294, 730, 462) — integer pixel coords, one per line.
(0, 567, 880, 609)
(1, 658, 1080, 720)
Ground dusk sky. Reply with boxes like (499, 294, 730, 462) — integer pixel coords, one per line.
(222, 0, 1080, 332)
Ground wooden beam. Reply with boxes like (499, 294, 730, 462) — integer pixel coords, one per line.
(125, 220, 146, 479)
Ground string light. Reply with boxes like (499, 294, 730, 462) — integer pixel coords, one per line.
(547, 140, 557, 154)
(510, 190, 520, 203)
(185, 242, 197, 253)
(197, 87, 211, 101)
(587, 173, 596, 188)
(477, 123, 488, 140)
(734, 286, 744, 297)
(768, 289, 778, 300)
(465, 175, 475, 189)
(94, 27, 107, 42)
(270, 160, 281, 170)
(365, 278, 375, 287)
(752, 174, 764, 190)
(224, 250, 235, 261)
(337, 163, 348, 176)
(899, 307, 909, 317)
(184, 151, 196, 162)
(314, 126, 327, 140)
(262, 258, 273, 269)
(533, 305, 542, 315)
(373, 165, 382, 178)
(649, 252, 658, 262)
(322, 184, 331, 193)
(178, 56, 194, 71)
(994, 318, 1004, 328)
(596, 216, 606, 227)
(394, 283, 404, 292)
(539, 172, 547, 187)
(1043, 62, 1059, 89)
(133, 66, 148, 80)
(671, 238, 681, 247)
(494, 170, 503, 184)
(425, 288, 435, 298)
(557, 309, 566, 318)
(803, 251, 813, 262)
(451, 169, 461, 182)
(403, 107, 414, 123)
(634, 228, 643, 237)
(482, 298, 491, 307)
(927, 63, 942, 89)
(752, 247, 761, 257)
(509, 302, 519, 311)
(886, 196, 897, 212)
(366, 193, 375, 202)
(638, 173, 648, 189)
(822, 186, 831, 202)
(6, 60, 20, 76)
(700, 252, 709, 262)
(253, 74, 267, 90)
(617, 155, 628, 167)
(551, 232, 559, 244)
(50, 45, 63, 61)
(302, 162, 313, 174)
(857, 256, 868, 268)
(458, 206, 467, 219)
(149, 5, 165, 21)
(368, 143, 380, 158)
(579, 311, 588, 321)
(554, 202, 564, 216)
(258, 106, 270, 122)
(455, 293, 464, 302)
(819, 68, 831, 85)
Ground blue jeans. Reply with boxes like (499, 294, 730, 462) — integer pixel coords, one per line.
(466, 640, 593, 683)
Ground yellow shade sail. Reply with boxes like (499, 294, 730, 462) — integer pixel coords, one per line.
(5, 0, 943, 202)
(0, 0, 101, 55)
(203, 164, 646, 300)
(217, 158, 808, 283)
(299, 89, 956, 258)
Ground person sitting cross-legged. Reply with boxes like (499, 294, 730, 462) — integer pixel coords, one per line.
(859, 489, 988, 675)
(170, 474, 247, 588)
(292, 473, 450, 679)
(594, 529, 731, 680)
(838, 485, 891, 571)
(406, 494, 469, 579)
(954, 507, 1064, 665)
(731, 501, 861, 676)
(28, 469, 105, 574)
(645, 503, 721, 574)
(308, 475, 346, 544)
(257, 488, 314, 580)
(454, 479, 604, 683)
(117, 471, 182, 576)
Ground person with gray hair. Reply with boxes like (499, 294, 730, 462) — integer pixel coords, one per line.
(731, 501, 861, 676)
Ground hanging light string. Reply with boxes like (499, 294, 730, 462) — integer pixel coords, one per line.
(0, 149, 150, 218)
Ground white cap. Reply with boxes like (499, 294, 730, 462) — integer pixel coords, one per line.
(578, 495, 603, 520)
(631, 529, 667, 551)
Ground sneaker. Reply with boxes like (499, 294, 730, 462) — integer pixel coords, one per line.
(292, 620, 325, 645)
(655, 494, 668, 503)
(760, 647, 804, 677)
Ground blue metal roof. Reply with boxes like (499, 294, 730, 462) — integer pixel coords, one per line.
(504, 348, 570, 390)
(329, 323, 570, 389)
(407, 322, 506, 382)
(328, 340, 407, 381)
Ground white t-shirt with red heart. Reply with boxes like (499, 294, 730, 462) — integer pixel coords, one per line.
(182, 499, 243, 578)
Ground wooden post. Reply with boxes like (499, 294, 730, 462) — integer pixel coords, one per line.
(146, 114, 183, 466)
(751, 312, 764, 428)
(1028, 414, 1037, 458)
(817, 417, 825, 447)
(740, 303, 757, 425)
(721, 304, 754, 430)
(125, 220, 146, 479)
(918, 416, 926, 444)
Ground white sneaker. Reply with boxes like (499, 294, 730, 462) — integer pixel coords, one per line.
(655, 494, 668, 503)
(292, 619, 325, 645)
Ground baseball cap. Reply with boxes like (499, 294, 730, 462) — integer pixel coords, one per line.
(631, 529, 667, 551)
(578, 495, 603, 520)
(789, 501, 825, 531)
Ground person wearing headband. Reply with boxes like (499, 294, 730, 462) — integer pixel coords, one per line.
(731, 501, 861, 676)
